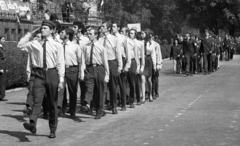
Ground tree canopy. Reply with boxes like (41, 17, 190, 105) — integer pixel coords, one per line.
(101, 0, 240, 37)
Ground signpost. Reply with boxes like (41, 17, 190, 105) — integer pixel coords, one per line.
(127, 23, 141, 32)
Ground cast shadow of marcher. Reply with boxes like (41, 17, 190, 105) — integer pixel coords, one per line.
(58, 114, 87, 123)
(2, 114, 27, 122)
(0, 130, 47, 142)
(7, 102, 26, 105)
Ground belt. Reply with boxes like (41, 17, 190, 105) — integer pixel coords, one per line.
(108, 59, 117, 62)
(131, 58, 135, 60)
(87, 64, 102, 67)
(65, 65, 78, 68)
(32, 67, 56, 71)
(145, 54, 151, 57)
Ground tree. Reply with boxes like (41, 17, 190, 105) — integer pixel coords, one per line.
(176, 0, 240, 36)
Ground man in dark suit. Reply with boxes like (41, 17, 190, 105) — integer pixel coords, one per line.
(200, 30, 211, 75)
(0, 36, 7, 101)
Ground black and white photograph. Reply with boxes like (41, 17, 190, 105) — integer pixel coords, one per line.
(0, 0, 240, 145)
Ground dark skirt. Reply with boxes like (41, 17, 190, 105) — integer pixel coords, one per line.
(129, 59, 137, 73)
(142, 55, 153, 77)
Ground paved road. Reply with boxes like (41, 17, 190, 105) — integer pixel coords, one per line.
(1, 56, 240, 146)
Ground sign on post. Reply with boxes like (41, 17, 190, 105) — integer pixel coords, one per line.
(127, 23, 141, 32)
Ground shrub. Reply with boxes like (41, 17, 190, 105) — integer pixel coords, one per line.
(4, 42, 28, 89)
(160, 45, 171, 59)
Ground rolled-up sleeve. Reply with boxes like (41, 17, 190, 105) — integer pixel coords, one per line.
(57, 43, 65, 83)
(116, 39, 123, 71)
(17, 32, 33, 51)
(102, 46, 109, 81)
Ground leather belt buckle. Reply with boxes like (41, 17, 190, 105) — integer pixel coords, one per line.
(65, 65, 70, 68)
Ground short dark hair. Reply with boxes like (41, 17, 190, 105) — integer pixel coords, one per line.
(112, 21, 121, 29)
(73, 21, 86, 34)
(50, 14, 59, 21)
(0, 36, 4, 40)
(122, 27, 129, 33)
(129, 28, 137, 38)
(102, 21, 112, 30)
(87, 27, 99, 36)
(64, 28, 75, 41)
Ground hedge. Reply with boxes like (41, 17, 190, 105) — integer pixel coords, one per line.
(4, 42, 28, 89)
(4, 42, 171, 89)
(160, 45, 171, 59)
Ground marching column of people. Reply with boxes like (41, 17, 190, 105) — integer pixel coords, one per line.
(17, 20, 163, 138)
(170, 30, 236, 76)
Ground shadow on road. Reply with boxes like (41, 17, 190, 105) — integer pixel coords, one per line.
(2, 114, 27, 122)
(12, 109, 24, 113)
(58, 114, 89, 123)
(0, 130, 47, 142)
(7, 102, 26, 105)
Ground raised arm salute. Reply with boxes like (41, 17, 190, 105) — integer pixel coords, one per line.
(17, 20, 65, 138)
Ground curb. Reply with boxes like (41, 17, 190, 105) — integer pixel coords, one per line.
(6, 87, 26, 93)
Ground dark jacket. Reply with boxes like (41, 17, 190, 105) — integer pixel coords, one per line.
(0, 45, 6, 70)
(200, 37, 211, 54)
(170, 45, 182, 60)
(182, 39, 196, 55)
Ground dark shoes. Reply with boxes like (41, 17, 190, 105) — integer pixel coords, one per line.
(149, 99, 153, 102)
(112, 108, 118, 114)
(130, 104, 135, 108)
(95, 110, 106, 120)
(23, 122, 36, 134)
(121, 107, 126, 111)
(23, 107, 32, 115)
(43, 113, 49, 119)
(49, 131, 56, 138)
(136, 102, 141, 105)
(141, 100, 146, 104)
(0, 98, 8, 101)
(58, 107, 65, 116)
(70, 112, 76, 118)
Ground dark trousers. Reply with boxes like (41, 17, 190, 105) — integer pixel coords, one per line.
(214, 56, 219, 70)
(185, 54, 194, 74)
(80, 80, 87, 105)
(84, 65, 105, 112)
(0, 67, 6, 100)
(202, 53, 210, 73)
(26, 75, 49, 114)
(128, 59, 140, 103)
(30, 68, 59, 132)
(152, 70, 159, 96)
(192, 55, 198, 73)
(57, 87, 66, 110)
(176, 58, 182, 73)
(230, 49, 234, 60)
(118, 58, 127, 107)
(108, 60, 119, 109)
(225, 48, 230, 61)
(208, 53, 213, 72)
(64, 67, 79, 114)
(26, 75, 34, 107)
(211, 54, 216, 71)
(58, 67, 79, 113)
